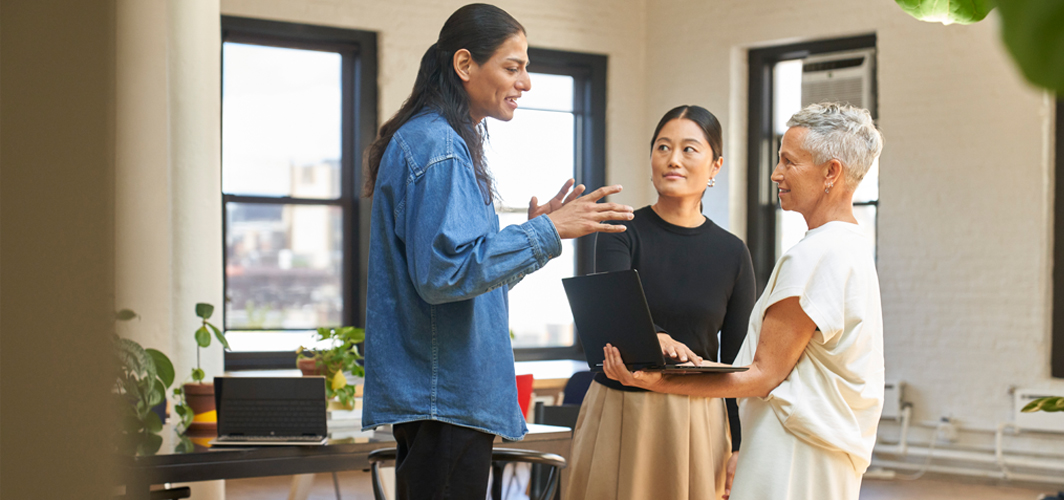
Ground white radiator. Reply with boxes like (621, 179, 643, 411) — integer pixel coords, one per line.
(1014, 388, 1064, 433)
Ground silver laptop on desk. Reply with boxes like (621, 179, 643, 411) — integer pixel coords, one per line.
(562, 269, 748, 374)
(210, 377, 329, 447)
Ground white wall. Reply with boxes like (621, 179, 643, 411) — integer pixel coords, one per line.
(220, 0, 654, 209)
(644, 0, 1062, 449)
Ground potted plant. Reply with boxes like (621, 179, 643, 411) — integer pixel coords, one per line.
(181, 303, 229, 426)
(296, 326, 365, 409)
(113, 309, 190, 455)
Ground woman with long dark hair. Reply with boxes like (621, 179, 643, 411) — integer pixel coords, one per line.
(567, 105, 756, 500)
(361, 4, 633, 498)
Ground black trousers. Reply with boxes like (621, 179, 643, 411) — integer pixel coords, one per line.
(392, 420, 495, 500)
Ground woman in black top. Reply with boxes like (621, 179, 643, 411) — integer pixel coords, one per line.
(565, 105, 756, 500)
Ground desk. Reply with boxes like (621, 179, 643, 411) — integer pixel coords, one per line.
(118, 423, 571, 500)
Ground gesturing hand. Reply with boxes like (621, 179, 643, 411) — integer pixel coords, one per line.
(546, 185, 634, 239)
(528, 178, 586, 220)
(657, 333, 703, 364)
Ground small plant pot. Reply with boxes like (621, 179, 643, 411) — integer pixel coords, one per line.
(182, 382, 217, 433)
(298, 357, 323, 376)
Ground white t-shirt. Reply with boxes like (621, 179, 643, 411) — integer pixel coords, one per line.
(734, 220, 884, 473)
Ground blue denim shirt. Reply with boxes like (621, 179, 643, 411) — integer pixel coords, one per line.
(362, 111, 562, 440)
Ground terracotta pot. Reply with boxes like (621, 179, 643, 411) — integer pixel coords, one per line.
(182, 382, 215, 415)
(298, 357, 323, 376)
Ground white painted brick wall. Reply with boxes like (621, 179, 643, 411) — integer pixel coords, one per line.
(643, 0, 1064, 444)
(221, 0, 1064, 449)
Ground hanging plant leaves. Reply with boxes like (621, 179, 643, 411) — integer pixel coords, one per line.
(894, 0, 995, 25)
(996, 0, 1064, 94)
(1022, 396, 1064, 412)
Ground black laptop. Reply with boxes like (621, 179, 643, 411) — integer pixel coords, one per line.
(562, 269, 748, 374)
(210, 377, 329, 446)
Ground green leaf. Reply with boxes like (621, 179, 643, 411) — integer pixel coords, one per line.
(997, 0, 1064, 94)
(195, 303, 214, 319)
(122, 414, 143, 434)
(146, 379, 165, 408)
(1021, 396, 1064, 413)
(195, 326, 211, 348)
(137, 432, 164, 456)
(894, 0, 995, 25)
(116, 309, 138, 321)
(143, 410, 164, 433)
(174, 405, 188, 417)
(192, 368, 205, 382)
(115, 337, 156, 385)
(145, 348, 175, 388)
(207, 322, 230, 351)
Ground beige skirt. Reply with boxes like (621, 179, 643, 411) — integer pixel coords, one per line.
(564, 382, 732, 500)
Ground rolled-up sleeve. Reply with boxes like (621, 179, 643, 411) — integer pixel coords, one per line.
(402, 156, 562, 305)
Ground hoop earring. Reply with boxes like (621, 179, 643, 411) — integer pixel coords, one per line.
(708, 178, 716, 188)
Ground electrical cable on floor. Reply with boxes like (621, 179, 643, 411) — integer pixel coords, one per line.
(893, 419, 949, 481)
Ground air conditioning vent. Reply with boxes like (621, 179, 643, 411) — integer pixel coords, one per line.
(800, 49, 875, 112)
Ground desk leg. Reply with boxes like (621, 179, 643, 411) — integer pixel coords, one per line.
(288, 473, 315, 500)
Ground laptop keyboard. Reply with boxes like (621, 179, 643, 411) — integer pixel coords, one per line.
(222, 399, 326, 433)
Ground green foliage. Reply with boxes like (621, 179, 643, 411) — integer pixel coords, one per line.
(894, 0, 995, 25)
(297, 326, 365, 408)
(113, 334, 175, 456)
(996, 0, 1064, 94)
(189, 302, 228, 384)
(894, 0, 1064, 94)
(1021, 396, 1064, 413)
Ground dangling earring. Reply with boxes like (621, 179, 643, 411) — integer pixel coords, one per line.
(708, 178, 716, 188)
(824, 182, 833, 194)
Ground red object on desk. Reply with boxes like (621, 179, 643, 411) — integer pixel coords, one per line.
(516, 374, 534, 418)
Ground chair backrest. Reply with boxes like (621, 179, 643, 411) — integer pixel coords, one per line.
(561, 370, 595, 406)
(533, 402, 581, 431)
(368, 447, 566, 500)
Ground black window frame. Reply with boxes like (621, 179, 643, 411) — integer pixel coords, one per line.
(746, 34, 878, 294)
(220, 16, 378, 371)
(1053, 98, 1064, 378)
(511, 47, 607, 362)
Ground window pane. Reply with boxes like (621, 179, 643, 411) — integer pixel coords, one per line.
(775, 208, 808, 259)
(520, 73, 574, 112)
(226, 203, 343, 330)
(853, 156, 879, 203)
(773, 60, 804, 136)
(222, 43, 342, 199)
(853, 204, 877, 252)
(486, 109, 575, 210)
(499, 212, 576, 348)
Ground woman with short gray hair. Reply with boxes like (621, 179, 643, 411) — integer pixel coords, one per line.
(604, 102, 885, 500)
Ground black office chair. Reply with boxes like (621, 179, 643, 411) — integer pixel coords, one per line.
(367, 447, 566, 500)
(560, 371, 595, 406)
(529, 402, 581, 500)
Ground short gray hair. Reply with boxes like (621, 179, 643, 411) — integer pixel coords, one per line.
(786, 103, 884, 185)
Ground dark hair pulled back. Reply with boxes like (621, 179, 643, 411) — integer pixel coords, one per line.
(363, 3, 525, 202)
(651, 105, 723, 161)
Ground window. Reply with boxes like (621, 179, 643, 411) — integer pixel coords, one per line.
(747, 35, 878, 293)
(221, 17, 377, 370)
(1054, 98, 1064, 378)
(488, 48, 607, 361)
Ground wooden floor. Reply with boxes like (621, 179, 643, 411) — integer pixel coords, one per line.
(225, 471, 1062, 500)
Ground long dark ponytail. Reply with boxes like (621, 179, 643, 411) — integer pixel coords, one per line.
(363, 4, 525, 202)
